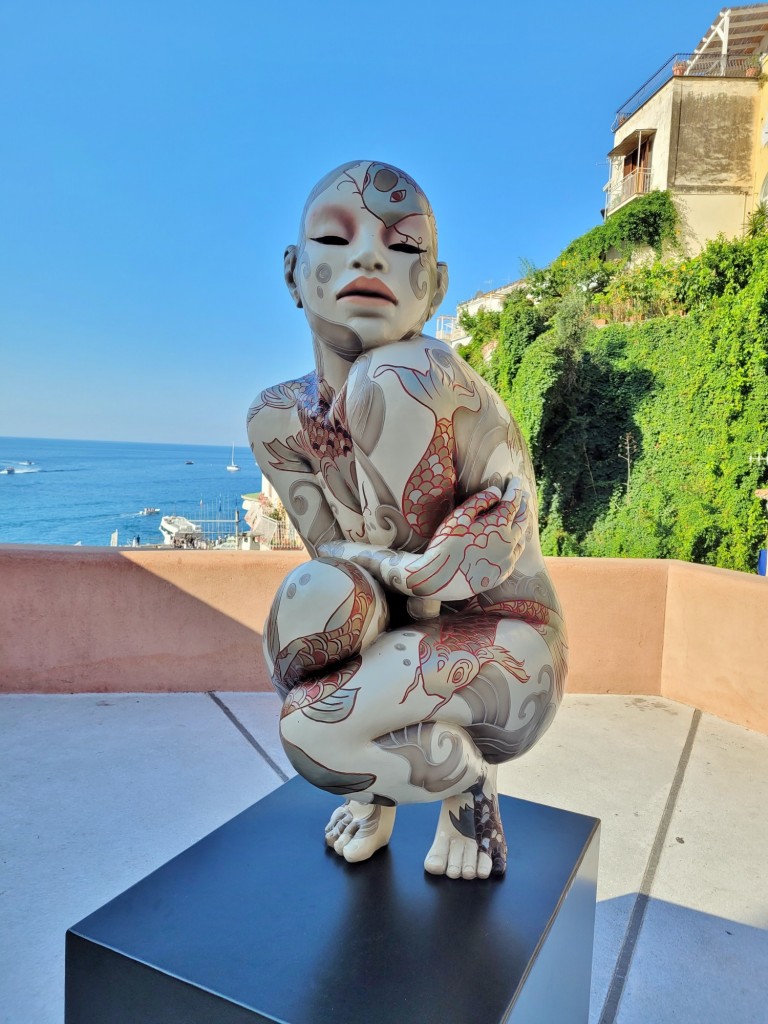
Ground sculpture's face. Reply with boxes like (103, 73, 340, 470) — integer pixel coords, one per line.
(289, 162, 447, 356)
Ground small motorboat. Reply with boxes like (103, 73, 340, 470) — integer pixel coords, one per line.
(138, 507, 160, 516)
(185, 460, 194, 465)
(1, 466, 15, 474)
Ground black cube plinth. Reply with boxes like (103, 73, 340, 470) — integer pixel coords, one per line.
(66, 778, 600, 1024)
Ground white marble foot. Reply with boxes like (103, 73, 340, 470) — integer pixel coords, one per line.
(324, 800, 396, 863)
(424, 773, 507, 879)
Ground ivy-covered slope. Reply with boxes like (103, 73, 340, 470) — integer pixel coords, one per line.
(457, 193, 768, 571)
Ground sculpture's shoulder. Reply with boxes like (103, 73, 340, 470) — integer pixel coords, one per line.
(360, 335, 459, 377)
(246, 372, 314, 442)
(351, 336, 509, 428)
(350, 336, 483, 407)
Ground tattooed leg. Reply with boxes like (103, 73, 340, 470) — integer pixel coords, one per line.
(324, 800, 397, 863)
(424, 765, 507, 879)
(277, 611, 556, 870)
(280, 673, 490, 868)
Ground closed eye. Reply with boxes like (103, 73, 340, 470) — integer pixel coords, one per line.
(389, 242, 426, 254)
(311, 235, 349, 245)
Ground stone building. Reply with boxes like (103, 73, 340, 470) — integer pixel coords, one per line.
(604, 4, 768, 252)
(435, 281, 524, 348)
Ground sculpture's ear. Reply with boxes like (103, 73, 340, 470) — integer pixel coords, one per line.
(284, 245, 303, 308)
(428, 261, 449, 319)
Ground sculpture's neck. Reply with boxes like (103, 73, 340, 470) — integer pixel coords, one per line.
(312, 336, 356, 395)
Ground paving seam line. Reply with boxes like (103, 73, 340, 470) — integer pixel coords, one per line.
(206, 691, 290, 782)
(597, 707, 702, 1024)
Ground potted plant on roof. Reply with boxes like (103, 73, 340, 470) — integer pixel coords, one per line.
(673, 59, 688, 76)
(745, 54, 763, 78)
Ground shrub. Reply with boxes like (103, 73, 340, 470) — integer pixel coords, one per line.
(457, 225, 768, 571)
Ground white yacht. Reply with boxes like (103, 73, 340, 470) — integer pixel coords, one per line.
(226, 444, 241, 472)
(159, 515, 205, 548)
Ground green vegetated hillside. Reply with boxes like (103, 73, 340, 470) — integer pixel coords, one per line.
(457, 192, 768, 571)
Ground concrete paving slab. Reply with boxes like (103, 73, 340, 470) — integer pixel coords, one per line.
(2, 692, 766, 1024)
(0, 693, 284, 1024)
(615, 713, 768, 1024)
(498, 694, 695, 1023)
(644, 712, 768, 926)
(215, 690, 296, 779)
(615, 900, 768, 1024)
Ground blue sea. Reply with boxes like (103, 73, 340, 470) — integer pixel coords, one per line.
(0, 437, 262, 547)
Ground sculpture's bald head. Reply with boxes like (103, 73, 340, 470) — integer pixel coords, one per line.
(284, 161, 448, 355)
(297, 161, 438, 252)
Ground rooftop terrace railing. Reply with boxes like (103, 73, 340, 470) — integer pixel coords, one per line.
(611, 52, 762, 131)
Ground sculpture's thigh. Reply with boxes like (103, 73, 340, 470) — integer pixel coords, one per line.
(278, 614, 561, 804)
(278, 621, 485, 804)
(263, 556, 390, 701)
(454, 616, 563, 765)
(279, 612, 561, 753)
(344, 615, 561, 750)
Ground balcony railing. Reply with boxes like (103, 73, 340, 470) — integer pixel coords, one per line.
(435, 314, 469, 346)
(612, 52, 762, 131)
(603, 166, 652, 214)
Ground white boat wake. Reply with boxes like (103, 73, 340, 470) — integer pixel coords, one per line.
(0, 463, 41, 475)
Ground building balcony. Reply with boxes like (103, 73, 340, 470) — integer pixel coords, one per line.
(603, 166, 653, 215)
(611, 51, 762, 131)
(434, 314, 469, 347)
(2, 545, 768, 1022)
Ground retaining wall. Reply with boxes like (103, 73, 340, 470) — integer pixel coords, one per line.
(1, 546, 766, 732)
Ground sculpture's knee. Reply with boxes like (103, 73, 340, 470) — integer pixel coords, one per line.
(263, 556, 389, 699)
(278, 708, 310, 768)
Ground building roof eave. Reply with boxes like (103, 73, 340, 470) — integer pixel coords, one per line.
(608, 129, 657, 158)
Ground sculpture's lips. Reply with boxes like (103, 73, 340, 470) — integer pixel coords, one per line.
(337, 277, 397, 305)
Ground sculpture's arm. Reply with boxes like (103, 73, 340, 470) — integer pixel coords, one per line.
(319, 475, 528, 602)
(317, 340, 532, 602)
(246, 387, 344, 556)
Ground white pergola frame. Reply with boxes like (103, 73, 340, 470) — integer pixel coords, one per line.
(689, 4, 768, 72)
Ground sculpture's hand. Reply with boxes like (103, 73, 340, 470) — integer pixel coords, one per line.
(405, 478, 527, 599)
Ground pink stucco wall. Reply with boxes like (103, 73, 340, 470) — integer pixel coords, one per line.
(552, 557, 668, 696)
(0, 545, 306, 693)
(662, 560, 768, 733)
(1, 545, 766, 732)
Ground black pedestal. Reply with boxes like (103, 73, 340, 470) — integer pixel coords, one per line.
(66, 778, 600, 1024)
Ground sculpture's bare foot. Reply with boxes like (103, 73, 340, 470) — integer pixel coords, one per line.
(325, 800, 396, 864)
(424, 771, 507, 879)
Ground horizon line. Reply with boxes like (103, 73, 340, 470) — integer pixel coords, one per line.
(0, 434, 251, 449)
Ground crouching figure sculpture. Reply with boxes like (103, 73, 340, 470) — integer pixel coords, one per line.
(247, 161, 567, 879)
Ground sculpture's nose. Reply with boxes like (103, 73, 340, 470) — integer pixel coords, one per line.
(349, 228, 388, 273)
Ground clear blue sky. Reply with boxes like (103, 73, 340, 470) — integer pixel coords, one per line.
(0, 0, 714, 444)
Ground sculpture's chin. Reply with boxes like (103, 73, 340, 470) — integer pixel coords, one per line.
(305, 309, 364, 360)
